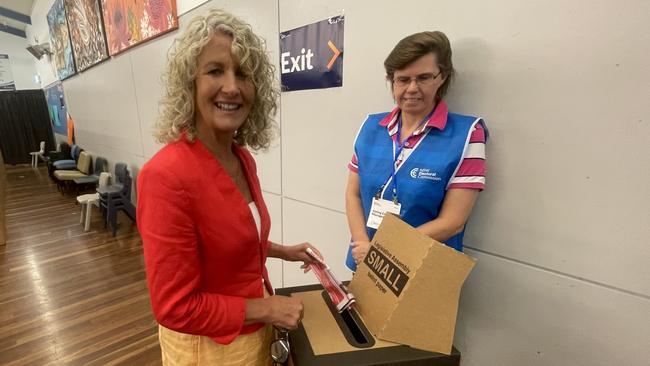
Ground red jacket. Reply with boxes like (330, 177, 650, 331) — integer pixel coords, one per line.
(136, 135, 273, 344)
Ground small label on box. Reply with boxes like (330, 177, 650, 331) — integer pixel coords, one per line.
(363, 245, 409, 297)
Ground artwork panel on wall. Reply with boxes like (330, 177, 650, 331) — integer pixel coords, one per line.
(47, 0, 77, 80)
(101, 0, 178, 56)
(44, 82, 68, 136)
(64, 0, 109, 72)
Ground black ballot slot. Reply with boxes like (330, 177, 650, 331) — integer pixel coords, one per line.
(320, 290, 375, 348)
(278, 284, 461, 366)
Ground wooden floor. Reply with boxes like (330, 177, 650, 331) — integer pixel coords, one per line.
(0, 165, 161, 365)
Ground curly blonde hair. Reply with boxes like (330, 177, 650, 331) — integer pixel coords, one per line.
(155, 8, 278, 150)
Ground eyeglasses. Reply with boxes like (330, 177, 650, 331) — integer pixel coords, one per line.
(270, 326, 290, 365)
(392, 71, 442, 88)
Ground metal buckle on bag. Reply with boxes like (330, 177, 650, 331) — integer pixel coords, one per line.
(270, 326, 290, 365)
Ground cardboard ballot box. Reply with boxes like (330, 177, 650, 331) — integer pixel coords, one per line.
(276, 214, 475, 365)
(349, 214, 476, 354)
(276, 284, 461, 366)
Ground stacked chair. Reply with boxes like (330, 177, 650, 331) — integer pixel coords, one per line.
(46, 150, 137, 235)
(97, 163, 136, 236)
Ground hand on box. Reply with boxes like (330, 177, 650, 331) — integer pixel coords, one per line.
(351, 240, 370, 264)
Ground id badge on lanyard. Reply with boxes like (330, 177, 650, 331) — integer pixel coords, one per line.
(366, 197, 401, 229)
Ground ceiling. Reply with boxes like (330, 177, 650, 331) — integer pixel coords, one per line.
(0, 0, 35, 36)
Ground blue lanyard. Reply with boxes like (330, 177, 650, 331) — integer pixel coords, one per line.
(377, 110, 434, 202)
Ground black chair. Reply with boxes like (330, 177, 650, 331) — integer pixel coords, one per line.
(97, 163, 135, 236)
(48, 142, 71, 162)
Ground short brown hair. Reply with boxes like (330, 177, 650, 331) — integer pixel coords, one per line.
(384, 31, 455, 100)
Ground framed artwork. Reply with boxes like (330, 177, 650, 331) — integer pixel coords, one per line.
(44, 82, 68, 136)
(47, 0, 76, 80)
(64, 0, 109, 72)
(101, 0, 178, 56)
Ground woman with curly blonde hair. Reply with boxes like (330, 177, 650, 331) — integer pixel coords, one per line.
(137, 9, 322, 365)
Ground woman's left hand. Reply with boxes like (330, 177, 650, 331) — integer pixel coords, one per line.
(282, 243, 324, 273)
(351, 240, 370, 265)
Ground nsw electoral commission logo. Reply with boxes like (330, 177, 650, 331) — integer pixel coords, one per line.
(410, 168, 442, 181)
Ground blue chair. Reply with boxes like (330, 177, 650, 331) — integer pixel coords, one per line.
(48, 144, 80, 179)
(47, 143, 70, 174)
(53, 144, 80, 169)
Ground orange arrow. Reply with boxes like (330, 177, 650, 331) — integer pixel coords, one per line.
(327, 40, 341, 70)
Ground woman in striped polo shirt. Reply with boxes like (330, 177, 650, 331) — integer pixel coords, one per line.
(345, 31, 488, 271)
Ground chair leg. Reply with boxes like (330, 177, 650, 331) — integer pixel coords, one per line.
(107, 202, 115, 236)
(111, 213, 117, 236)
(84, 203, 92, 232)
(80, 204, 85, 225)
(100, 199, 108, 228)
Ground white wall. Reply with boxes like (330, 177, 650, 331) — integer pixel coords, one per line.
(177, 0, 211, 15)
(26, 0, 57, 88)
(0, 32, 40, 90)
(26, 0, 650, 365)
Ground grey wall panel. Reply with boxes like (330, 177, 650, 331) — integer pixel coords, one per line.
(63, 54, 144, 158)
(178, 0, 211, 15)
(454, 0, 650, 296)
(253, 143, 282, 195)
(129, 32, 175, 161)
(455, 249, 650, 366)
(280, 2, 393, 212)
(281, 197, 352, 288)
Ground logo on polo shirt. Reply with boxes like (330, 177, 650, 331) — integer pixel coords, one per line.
(410, 168, 441, 181)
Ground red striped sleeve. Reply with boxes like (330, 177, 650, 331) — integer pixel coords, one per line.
(448, 123, 486, 190)
(348, 153, 359, 173)
(469, 122, 486, 143)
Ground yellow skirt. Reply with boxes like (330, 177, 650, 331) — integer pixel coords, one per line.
(158, 288, 274, 366)
(159, 323, 274, 366)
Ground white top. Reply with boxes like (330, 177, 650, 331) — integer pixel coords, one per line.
(249, 202, 261, 240)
